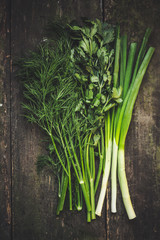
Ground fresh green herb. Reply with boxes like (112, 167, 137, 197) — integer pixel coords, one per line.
(18, 20, 154, 222)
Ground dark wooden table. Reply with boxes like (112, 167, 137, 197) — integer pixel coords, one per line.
(0, 0, 160, 239)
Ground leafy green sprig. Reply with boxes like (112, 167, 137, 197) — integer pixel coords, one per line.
(70, 20, 122, 122)
(17, 38, 79, 212)
(67, 20, 123, 220)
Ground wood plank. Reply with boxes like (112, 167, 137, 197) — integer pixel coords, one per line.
(0, 0, 12, 240)
(104, 0, 160, 239)
(11, 1, 106, 240)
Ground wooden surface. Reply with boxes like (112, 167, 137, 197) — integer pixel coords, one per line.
(0, 0, 12, 239)
(0, 0, 160, 239)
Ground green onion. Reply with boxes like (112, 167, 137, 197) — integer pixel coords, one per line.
(118, 47, 154, 219)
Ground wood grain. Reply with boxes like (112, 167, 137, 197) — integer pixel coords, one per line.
(0, 0, 12, 240)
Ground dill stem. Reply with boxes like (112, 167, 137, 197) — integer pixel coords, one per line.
(56, 172, 69, 215)
(49, 133, 68, 176)
(57, 125, 72, 210)
(69, 135, 91, 213)
(76, 182, 82, 211)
